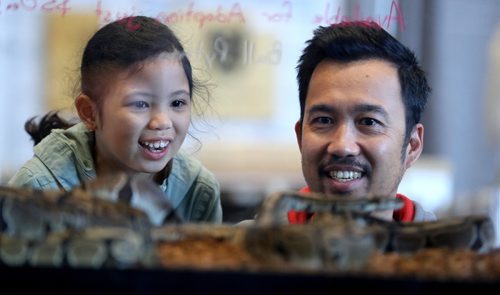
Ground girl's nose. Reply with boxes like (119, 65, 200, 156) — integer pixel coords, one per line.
(149, 111, 173, 130)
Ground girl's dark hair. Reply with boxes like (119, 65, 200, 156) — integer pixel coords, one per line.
(297, 22, 431, 144)
(25, 111, 73, 145)
(27, 16, 208, 145)
(81, 16, 194, 110)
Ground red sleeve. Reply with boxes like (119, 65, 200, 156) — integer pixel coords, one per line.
(393, 193, 415, 222)
(299, 186, 311, 193)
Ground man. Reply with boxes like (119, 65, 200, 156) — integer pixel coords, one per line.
(293, 21, 436, 222)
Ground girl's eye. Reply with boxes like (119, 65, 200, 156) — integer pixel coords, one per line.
(131, 101, 149, 109)
(172, 99, 187, 108)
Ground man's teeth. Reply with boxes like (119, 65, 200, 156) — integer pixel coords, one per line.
(330, 171, 362, 182)
(141, 140, 168, 151)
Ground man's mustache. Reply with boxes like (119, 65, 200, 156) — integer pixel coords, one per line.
(322, 156, 368, 171)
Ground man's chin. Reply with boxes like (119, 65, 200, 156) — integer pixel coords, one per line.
(311, 183, 367, 199)
(323, 189, 365, 199)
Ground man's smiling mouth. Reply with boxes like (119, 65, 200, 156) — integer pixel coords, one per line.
(329, 170, 363, 182)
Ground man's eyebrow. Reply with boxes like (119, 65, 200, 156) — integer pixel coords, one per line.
(307, 104, 336, 114)
(307, 103, 389, 117)
(353, 104, 389, 120)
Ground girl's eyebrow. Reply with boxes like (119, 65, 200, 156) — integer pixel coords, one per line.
(126, 90, 190, 98)
(170, 90, 190, 97)
(126, 91, 154, 98)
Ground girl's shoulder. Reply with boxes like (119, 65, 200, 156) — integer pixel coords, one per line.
(7, 157, 58, 190)
(173, 151, 217, 184)
(8, 123, 95, 191)
(166, 151, 220, 205)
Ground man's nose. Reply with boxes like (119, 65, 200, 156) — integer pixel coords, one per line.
(326, 123, 360, 157)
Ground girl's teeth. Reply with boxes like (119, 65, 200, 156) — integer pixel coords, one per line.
(141, 140, 168, 150)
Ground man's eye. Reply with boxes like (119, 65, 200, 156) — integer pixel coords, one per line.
(359, 118, 379, 126)
(313, 117, 333, 125)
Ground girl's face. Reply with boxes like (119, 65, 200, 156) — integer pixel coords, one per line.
(90, 53, 191, 177)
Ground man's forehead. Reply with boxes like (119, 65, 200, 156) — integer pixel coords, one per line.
(306, 59, 403, 108)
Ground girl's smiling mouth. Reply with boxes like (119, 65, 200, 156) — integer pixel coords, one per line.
(139, 140, 169, 152)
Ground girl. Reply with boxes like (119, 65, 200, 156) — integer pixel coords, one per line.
(8, 16, 222, 223)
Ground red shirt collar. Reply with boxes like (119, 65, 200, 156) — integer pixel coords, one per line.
(289, 187, 415, 223)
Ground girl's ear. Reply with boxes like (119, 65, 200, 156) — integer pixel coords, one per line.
(404, 123, 424, 169)
(75, 94, 97, 130)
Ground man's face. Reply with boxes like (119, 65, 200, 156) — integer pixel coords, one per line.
(295, 59, 423, 200)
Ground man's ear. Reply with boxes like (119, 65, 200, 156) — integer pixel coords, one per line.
(404, 123, 424, 169)
(75, 94, 97, 130)
(295, 120, 302, 151)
